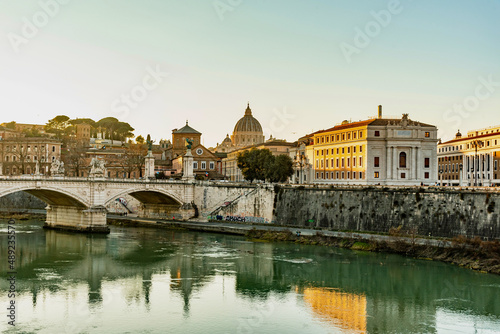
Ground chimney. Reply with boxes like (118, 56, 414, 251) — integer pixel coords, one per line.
(378, 105, 382, 119)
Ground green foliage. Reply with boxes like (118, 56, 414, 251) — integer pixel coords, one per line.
(22, 126, 42, 137)
(136, 135, 145, 144)
(4, 121, 16, 129)
(96, 117, 134, 142)
(237, 148, 273, 182)
(267, 154, 293, 183)
(237, 149, 293, 183)
(45, 115, 70, 139)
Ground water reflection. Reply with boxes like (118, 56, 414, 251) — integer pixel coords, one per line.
(302, 287, 367, 332)
(0, 220, 499, 333)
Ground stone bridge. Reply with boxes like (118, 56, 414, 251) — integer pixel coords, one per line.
(0, 176, 275, 233)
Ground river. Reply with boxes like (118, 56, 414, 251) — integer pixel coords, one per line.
(1, 219, 499, 333)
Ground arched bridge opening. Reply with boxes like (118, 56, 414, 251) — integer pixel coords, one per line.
(106, 190, 195, 221)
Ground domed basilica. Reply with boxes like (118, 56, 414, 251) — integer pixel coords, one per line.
(215, 103, 264, 153)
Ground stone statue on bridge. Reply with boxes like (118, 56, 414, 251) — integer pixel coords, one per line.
(89, 158, 106, 177)
(50, 159, 65, 176)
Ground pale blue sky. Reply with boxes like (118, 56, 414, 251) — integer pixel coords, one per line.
(1, 0, 499, 146)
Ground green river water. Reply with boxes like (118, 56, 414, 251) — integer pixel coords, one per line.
(1, 219, 499, 334)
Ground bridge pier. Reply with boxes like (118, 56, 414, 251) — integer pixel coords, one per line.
(44, 205, 110, 234)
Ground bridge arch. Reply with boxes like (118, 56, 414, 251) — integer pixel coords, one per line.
(0, 185, 89, 208)
(103, 188, 185, 207)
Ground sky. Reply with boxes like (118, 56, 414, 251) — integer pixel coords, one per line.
(1, 0, 499, 147)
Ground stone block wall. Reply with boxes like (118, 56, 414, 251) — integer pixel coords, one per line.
(273, 186, 500, 240)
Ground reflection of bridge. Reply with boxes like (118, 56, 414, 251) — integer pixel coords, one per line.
(0, 176, 273, 233)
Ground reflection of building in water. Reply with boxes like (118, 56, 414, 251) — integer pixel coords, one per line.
(303, 287, 367, 333)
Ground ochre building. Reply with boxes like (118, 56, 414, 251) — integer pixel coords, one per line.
(309, 106, 438, 185)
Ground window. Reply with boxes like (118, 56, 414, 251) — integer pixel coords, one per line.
(353, 157, 356, 167)
(336, 172, 339, 179)
(401, 172, 406, 178)
(353, 133, 357, 139)
(425, 158, 430, 168)
(425, 172, 429, 179)
(347, 171, 350, 179)
(316, 160, 319, 169)
(209, 162, 215, 169)
(399, 152, 407, 168)
(341, 171, 345, 179)
(193, 162, 198, 169)
(347, 158, 350, 167)
(374, 157, 380, 168)
(341, 158, 345, 168)
(353, 171, 357, 179)
(359, 172, 363, 179)
(326, 160, 329, 168)
(342, 148, 344, 154)
(347, 147, 350, 154)
(425, 132, 430, 137)
(52, 146, 55, 152)
(321, 172, 324, 179)
(359, 157, 363, 167)
(374, 171, 379, 178)
(201, 161, 206, 169)
(374, 131, 380, 137)
(347, 133, 351, 140)
(316, 172, 319, 179)
(336, 159, 339, 168)
(336, 148, 339, 154)
(360, 146, 363, 153)
(359, 131, 363, 138)
(353, 146, 356, 153)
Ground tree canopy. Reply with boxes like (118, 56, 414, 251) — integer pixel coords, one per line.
(237, 149, 293, 183)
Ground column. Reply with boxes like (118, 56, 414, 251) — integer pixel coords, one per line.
(386, 146, 391, 180)
(417, 147, 422, 181)
(490, 152, 494, 185)
(411, 147, 416, 180)
(393, 147, 398, 180)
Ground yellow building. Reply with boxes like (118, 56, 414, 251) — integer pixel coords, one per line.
(438, 126, 500, 186)
(308, 106, 438, 185)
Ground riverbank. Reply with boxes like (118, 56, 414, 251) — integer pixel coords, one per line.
(107, 216, 500, 275)
(246, 229, 500, 275)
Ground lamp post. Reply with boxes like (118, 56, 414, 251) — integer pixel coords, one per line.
(439, 169, 443, 186)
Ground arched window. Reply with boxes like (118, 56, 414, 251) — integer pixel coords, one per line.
(399, 152, 407, 168)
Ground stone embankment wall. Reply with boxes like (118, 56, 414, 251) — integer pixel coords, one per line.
(195, 183, 275, 224)
(273, 186, 500, 240)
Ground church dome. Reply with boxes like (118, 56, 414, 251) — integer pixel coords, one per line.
(233, 103, 263, 133)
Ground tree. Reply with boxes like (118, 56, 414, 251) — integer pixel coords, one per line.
(45, 115, 70, 139)
(4, 121, 16, 130)
(63, 141, 88, 177)
(122, 143, 147, 178)
(266, 154, 293, 183)
(237, 148, 274, 182)
(115, 122, 134, 142)
(237, 149, 293, 183)
(136, 135, 145, 144)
